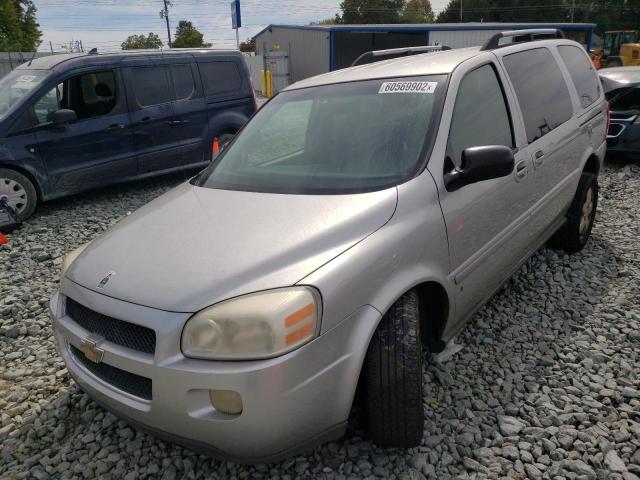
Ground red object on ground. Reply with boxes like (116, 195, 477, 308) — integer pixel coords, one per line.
(0, 232, 8, 245)
(213, 137, 220, 155)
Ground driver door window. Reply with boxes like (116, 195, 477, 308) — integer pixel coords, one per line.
(447, 64, 513, 168)
(34, 83, 62, 124)
(32, 70, 117, 126)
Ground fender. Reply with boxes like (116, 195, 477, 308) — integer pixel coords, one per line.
(206, 103, 253, 139)
(299, 172, 455, 339)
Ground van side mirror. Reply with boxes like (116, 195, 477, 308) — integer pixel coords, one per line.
(444, 145, 515, 192)
(51, 109, 77, 125)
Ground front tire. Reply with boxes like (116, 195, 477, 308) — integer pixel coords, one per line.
(365, 290, 424, 448)
(0, 168, 37, 227)
(550, 172, 598, 253)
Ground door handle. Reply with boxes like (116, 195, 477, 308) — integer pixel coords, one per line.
(166, 119, 184, 126)
(515, 160, 529, 181)
(141, 116, 152, 123)
(533, 150, 544, 167)
(106, 123, 125, 130)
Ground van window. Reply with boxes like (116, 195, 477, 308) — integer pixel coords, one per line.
(447, 64, 513, 167)
(503, 48, 572, 143)
(32, 70, 117, 125)
(131, 66, 172, 107)
(558, 45, 601, 108)
(198, 61, 242, 96)
(170, 64, 196, 101)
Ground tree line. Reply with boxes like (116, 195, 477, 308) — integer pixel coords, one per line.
(316, 0, 640, 34)
(121, 21, 211, 50)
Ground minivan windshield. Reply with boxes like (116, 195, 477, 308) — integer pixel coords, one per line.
(0, 69, 49, 121)
(195, 75, 447, 194)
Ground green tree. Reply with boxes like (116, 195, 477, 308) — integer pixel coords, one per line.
(239, 37, 255, 53)
(401, 0, 434, 22)
(121, 32, 163, 50)
(0, 0, 41, 51)
(436, 0, 566, 24)
(310, 16, 340, 25)
(338, 0, 406, 23)
(172, 20, 211, 48)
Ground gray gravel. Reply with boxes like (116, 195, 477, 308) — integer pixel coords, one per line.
(1, 160, 639, 480)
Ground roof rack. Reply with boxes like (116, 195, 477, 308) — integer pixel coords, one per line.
(351, 45, 451, 67)
(480, 29, 564, 51)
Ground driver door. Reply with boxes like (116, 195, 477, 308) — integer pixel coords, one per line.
(429, 61, 538, 337)
(31, 68, 136, 195)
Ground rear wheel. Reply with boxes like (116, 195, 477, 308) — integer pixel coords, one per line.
(550, 172, 598, 253)
(218, 132, 235, 150)
(0, 168, 37, 228)
(365, 290, 424, 448)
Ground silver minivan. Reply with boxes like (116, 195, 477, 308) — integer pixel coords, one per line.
(51, 30, 607, 462)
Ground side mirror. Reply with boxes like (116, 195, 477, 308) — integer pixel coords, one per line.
(51, 109, 77, 125)
(444, 145, 515, 192)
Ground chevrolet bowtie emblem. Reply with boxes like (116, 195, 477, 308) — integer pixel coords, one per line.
(79, 334, 105, 363)
(97, 271, 115, 289)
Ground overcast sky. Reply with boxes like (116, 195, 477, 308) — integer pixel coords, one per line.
(35, 0, 450, 52)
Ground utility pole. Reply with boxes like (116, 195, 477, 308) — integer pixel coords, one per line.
(160, 0, 172, 48)
(459, 0, 463, 22)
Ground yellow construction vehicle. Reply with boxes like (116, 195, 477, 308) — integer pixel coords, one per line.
(596, 30, 640, 68)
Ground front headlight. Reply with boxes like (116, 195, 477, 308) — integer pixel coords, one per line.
(181, 286, 322, 360)
(60, 242, 89, 279)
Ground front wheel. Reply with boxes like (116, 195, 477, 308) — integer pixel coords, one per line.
(365, 290, 424, 448)
(0, 168, 37, 229)
(550, 172, 598, 253)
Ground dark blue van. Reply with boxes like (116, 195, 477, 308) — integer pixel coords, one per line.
(0, 49, 256, 226)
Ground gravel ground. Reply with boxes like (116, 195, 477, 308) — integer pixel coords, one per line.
(0, 160, 639, 480)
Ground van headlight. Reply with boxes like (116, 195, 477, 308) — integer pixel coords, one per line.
(181, 287, 321, 360)
(60, 243, 89, 279)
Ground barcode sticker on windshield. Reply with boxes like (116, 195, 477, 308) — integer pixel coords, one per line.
(378, 81, 437, 94)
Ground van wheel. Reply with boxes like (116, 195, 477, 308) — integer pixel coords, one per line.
(0, 168, 37, 225)
(550, 173, 598, 254)
(217, 133, 235, 153)
(365, 290, 423, 448)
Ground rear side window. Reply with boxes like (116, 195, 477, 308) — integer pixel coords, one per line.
(447, 64, 513, 167)
(131, 66, 172, 107)
(503, 48, 572, 143)
(170, 64, 195, 101)
(198, 61, 242, 97)
(558, 45, 601, 108)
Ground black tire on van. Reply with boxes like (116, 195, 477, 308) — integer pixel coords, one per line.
(0, 168, 38, 226)
(365, 290, 424, 448)
(550, 172, 598, 254)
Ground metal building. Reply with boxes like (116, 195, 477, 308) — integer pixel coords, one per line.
(254, 22, 596, 83)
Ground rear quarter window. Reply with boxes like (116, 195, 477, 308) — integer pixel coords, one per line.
(503, 48, 573, 144)
(558, 45, 601, 108)
(198, 61, 242, 97)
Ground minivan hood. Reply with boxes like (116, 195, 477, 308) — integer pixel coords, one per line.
(67, 183, 397, 312)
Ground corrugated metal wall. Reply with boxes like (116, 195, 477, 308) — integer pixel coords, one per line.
(428, 30, 504, 49)
(255, 28, 329, 82)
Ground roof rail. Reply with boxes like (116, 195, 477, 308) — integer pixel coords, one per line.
(480, 29, 564, 51)
(351, 45, 451, 67)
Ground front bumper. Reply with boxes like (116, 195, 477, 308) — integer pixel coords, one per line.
(51, 279, 381, 463)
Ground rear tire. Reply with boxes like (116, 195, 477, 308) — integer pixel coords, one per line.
(365, 290, 424, 448)
(549, 172, 598, 254)
(0, 168, 37, 228)
(218, 132, 235, 150)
